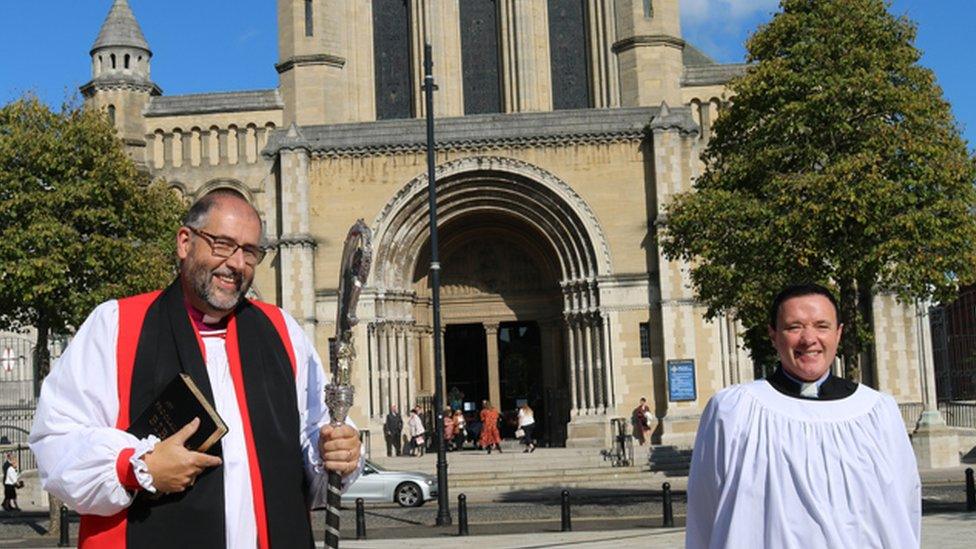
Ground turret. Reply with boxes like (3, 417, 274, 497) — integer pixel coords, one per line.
(81, 0, 161, 164)
(613, 0, 684, 107)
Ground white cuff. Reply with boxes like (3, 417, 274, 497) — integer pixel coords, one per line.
(129, 435, 160, 493)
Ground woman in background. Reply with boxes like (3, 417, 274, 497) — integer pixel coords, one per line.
(406, 407, 426, 457)
(517, 403, 536, 453)
(2, 455, 20, 512)
(478, 400, 502, 454)
(452, 410, 467, 451)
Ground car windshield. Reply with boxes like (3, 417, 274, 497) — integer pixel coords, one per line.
(365, 460, 387, 472)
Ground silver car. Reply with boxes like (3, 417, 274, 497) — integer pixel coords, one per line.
(342, 460, 437, 507)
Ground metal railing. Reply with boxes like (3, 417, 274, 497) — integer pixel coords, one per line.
(601, 417, 634, 467)
(897, 401, 976, 430)
(940, 401, 976, 429)
(898, 402, 924, 427)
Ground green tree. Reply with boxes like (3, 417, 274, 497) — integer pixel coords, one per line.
(660, 0, 976, 378)
(0, 96, 184, 385)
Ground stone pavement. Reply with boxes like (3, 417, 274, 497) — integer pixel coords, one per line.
(332, 514, 975, 548)
(2, 513, 972, 548)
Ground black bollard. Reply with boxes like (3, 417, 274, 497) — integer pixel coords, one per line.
(355, 498, 367, 540)
(966, 468, 975, 512)
(458, 494, 469, 536)
(662, 482, 674, 527)
(561, 490, 572, 532)
(58, 504, 69, 547)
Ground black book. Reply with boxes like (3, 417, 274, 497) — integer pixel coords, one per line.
(127, 373, 228, 453)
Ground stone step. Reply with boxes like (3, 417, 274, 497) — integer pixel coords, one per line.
(371, 453, 622, 474)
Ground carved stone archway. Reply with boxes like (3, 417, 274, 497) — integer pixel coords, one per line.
(364, 157, 616, 444)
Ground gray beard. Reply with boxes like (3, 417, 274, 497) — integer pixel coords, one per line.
(188, 263, 250, 312)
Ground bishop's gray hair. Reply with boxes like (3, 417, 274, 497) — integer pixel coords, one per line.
(182, 188, 266, 243)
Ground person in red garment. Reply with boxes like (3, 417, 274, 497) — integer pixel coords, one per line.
(478, 400, 502, 454)
(30, 189, 364, 548)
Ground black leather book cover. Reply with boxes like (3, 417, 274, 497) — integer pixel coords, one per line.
(127, 373, 228, 452)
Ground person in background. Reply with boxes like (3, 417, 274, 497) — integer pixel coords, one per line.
(632, 397, 651, 445)
(452, 410, 467, 451)
(383, 404, 403, 457)
(406, 407, 426, 457)
(2, 455, 20, 512)
(517, 403, 536, 453)
(479, 400, 502, 454)
(443, 408, 456, 451)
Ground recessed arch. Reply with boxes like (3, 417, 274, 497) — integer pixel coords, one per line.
(194, 178, 255, 204)
(371, 156, 612, 292)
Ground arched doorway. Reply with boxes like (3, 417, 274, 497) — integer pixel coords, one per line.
(367, 156, 614, 447)
(412, 212, 564, 443)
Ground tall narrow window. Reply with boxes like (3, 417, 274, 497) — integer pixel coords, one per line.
(639, 322, 651, 359)
(110, 53, 116, 69)
(107, 105, 116, 125)
(124, 54, 130, 69)
(373, 0, 412, 120)
(305, 0, 314, 36)
(460, 0, 501, 115)
(548, 0, 591, 110)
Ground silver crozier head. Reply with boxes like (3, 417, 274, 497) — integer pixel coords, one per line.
(326, 220, 372, 425)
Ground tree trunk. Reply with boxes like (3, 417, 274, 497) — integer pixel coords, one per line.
(33, 315, 63, 540)
(838, 278, 861, 381)
(856, 280, 876, 388)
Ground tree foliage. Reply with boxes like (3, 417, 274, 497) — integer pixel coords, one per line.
(660, 0, 976, 374)
(0, 96, 184, 377)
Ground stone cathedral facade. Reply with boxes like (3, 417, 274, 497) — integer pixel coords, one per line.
(81, 0, 927, 447)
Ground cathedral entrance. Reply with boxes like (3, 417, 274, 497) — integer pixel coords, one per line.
(498, 321, 543, 437)
(412, 211, 567, 445)
(371, 158, 613, 446)
(444, 323, 488, 412)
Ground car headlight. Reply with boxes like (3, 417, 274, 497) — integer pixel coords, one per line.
(426, 479, 434, 485)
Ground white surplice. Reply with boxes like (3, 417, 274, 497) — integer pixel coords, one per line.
(29, 300, 363, 549)
(686, 380, 920, 549)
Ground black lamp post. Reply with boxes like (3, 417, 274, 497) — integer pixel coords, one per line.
(423, 41, 452, 527)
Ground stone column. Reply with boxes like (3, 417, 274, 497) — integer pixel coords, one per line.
(406, 325, 416, 409)
(912, 300, 960, 468)
(484, 322, 501, 408)
(396, 323, 408, 412)
(277, 144, 317, 338)
(384, 324, 395, 413)
(565, 316, 579, 415)
(368, 323, 380, 418)
(582, 316, 595, 413)
(601, 312, 615, 409)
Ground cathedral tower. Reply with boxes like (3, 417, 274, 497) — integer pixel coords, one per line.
(613, 0, 684, 107)
(81, 0, 160, 164)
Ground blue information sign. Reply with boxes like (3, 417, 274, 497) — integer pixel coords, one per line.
(667, 359, 697, 402)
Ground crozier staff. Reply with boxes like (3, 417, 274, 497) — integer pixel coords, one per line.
(685, 284, 920, 548)
(30, 189, 364, 548)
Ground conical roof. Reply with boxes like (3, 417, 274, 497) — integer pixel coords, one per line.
(91, 0, 150, 54)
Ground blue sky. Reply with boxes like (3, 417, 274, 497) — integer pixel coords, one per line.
(0, 0, 971, 148)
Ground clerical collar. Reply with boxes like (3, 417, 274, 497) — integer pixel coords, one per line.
(766, 366, 858, 401)
(184, 300, 229, 332)
(781, 368, 829, 397)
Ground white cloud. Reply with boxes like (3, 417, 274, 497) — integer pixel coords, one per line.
(681, 0, 780, 24)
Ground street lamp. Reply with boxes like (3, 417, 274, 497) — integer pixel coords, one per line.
(422, 41, 452, 527)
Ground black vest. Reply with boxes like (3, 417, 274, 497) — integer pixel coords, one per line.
(125, 281, 313, 548)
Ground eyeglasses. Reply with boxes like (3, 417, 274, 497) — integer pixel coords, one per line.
(187, 226, 266, 266)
